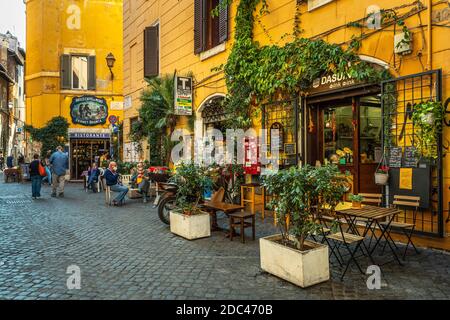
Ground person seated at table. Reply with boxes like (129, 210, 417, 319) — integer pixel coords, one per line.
(131, 161, 150, 203)
(104, 161, 129, 206)
(87, 162, 101, 193)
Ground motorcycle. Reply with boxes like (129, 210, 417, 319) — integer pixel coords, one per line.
(155, 182, 178, 225)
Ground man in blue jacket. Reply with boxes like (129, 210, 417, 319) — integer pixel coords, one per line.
(49, 146, 69, 197)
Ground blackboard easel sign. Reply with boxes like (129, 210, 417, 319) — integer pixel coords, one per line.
(388, 147, 402, 168)
(403, 146, 418, 168)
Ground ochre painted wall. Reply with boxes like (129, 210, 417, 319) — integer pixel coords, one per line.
(123, 0, 449, 148)
(25, 0, 124, 130)
(123, 0, 449, 236)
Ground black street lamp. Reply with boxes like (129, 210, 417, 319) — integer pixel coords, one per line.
(106, 52, 116, 80)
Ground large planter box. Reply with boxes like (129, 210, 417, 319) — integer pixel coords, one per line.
(260, 234, 329, 288)
(170, 210, 211, 240)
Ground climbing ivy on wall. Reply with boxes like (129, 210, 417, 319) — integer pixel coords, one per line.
(24, 116, 69, 157)
(220, 0, 390, 129)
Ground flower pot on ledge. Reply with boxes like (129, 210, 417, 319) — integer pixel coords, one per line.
(169, 210, 211, 240)
(260, 234, 329, 288)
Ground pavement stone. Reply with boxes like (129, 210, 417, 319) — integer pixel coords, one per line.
(0, 179, 449, 299)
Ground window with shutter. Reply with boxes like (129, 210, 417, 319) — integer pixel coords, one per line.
(218, 0, 228, 43)
(60, 54, 71, 89)
(88, 56, 96, 90)
(71, 56, 88, 89)
(194, 0, 228, 54)
(144, 25, 159, 78)
(194, 0, 205, 54)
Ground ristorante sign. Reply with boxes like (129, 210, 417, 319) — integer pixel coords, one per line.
(69, 132, 110, 139)
(70, 96, 108, 126)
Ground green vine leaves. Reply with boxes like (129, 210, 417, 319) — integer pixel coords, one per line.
(411, 101, 445, 159)
(222, 0, 388, 129)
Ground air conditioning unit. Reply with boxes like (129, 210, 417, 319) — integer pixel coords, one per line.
(394, 32, 412, 55)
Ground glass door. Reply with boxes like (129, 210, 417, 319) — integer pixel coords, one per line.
(358, 96, 382, 193)
(322, 105, 354, 167)
(309, 95, 382, 194)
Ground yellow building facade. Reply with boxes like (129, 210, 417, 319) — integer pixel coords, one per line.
(124, 0, 450, 244)
(25, 0, 124, 179)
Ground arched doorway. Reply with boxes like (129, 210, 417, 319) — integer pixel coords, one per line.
(195, 93, 226, 141)
(195, 94, 228, 164)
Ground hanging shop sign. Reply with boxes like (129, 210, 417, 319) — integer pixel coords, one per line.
(174, 76, 193, 115)
(70, 96, 108, 126)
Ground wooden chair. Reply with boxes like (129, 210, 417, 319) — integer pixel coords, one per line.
(359, 193, 382, 206)
(210, 187, 225, 203)
(204, 188, 225, 229)
(241, 183, 264, 217)
(228, 211, 255, 243)
(380, 195, 420, 259)
(355, 193, 383, 247)
(320, 211, 365, 281)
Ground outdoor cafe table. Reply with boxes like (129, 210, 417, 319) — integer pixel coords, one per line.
(335, 203, 403, 266)
(200, 201, 245, 232)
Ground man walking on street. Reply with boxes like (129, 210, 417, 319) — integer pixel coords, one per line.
(49, 146, 69, 197)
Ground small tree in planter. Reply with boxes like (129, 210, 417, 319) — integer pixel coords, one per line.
(261, 165, 347, 287)
(168, 163, 213, 240)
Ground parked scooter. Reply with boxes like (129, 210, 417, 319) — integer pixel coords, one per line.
(155, 182, 178, 225)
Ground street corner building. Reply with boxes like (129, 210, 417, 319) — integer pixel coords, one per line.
(123, 0, 450, 247)
(24, 0, 124, 180)
(0, 32, 25, 160)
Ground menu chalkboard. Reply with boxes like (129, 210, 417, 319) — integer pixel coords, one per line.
(284, 143, 296, 155)
(388, 147, 402, 168)
(403, 146, 418, 168)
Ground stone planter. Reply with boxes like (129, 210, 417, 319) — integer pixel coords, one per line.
(260, 234, 329, 288)
(169, 210, 211, 240)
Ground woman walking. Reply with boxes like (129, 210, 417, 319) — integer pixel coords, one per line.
(29, 154, 43, 199)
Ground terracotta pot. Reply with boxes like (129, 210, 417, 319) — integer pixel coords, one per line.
(352, 201, 362, 209)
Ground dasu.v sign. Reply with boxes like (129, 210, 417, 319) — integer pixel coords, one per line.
(70, 96, 108, 126)
(309, 72, 364, 94)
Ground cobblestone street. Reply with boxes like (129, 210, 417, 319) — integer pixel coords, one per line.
(0, 179, 449, 300)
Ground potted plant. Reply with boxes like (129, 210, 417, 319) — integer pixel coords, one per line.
(349, 194, 364, 208)
(261, 165, 347, 288)
(168, 162, 212, 240)
(374, 165, 389, 185)
(410, 101, 444, 160)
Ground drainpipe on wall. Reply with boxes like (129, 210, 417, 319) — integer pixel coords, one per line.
(427, 0, 432, 70)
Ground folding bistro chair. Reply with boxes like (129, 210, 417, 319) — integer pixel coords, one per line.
(380, 195, 420, 260)
(360, 193, 382, 206)
(358, 193, 383, 246)
(320, 211, 366, 281)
